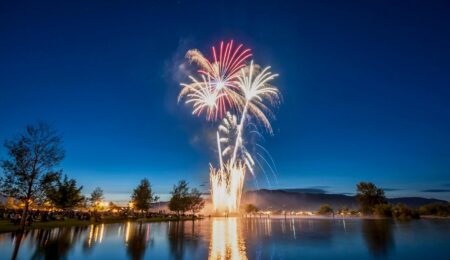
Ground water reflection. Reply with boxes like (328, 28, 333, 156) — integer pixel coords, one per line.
(31, 227, 85, 259)
(7, 226, 88, 259)
(1, 218, 448, 259)
(168, 220, 201, 259)
(84, 224, 105, 251)
(209, 218, 247, 260)
(126, 223, 153, 260)
(361, 219, 394, 257)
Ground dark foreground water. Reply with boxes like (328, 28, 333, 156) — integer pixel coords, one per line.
(1, 217, 449, 259)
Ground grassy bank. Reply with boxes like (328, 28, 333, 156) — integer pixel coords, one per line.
(0, 216, 199, 233)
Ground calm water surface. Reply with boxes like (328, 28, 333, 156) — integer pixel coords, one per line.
(1, 217, 449, 259)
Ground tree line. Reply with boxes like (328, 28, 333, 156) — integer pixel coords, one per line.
(314, 182, 449, 219)
(0, 123, 205, 230)
(244, 181, 449, 219)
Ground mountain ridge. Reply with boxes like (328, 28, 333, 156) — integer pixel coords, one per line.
(242, 189, 448, 211)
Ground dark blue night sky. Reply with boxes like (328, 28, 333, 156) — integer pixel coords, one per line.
(1, 1, 449, 203)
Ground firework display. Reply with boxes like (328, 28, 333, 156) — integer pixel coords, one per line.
(178, 40, 280, 214)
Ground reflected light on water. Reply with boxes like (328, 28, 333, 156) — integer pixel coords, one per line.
(1, 218, 449, 259)
(125, 222, 131, 243)
(87, 224, 105, 247)
(290, 218, 296, 239)
(209, 218, 247, 260)
(99, 224, 105, 243)
(87, 224, 93, 247)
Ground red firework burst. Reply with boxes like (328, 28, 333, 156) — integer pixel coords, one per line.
(199, 40, 252, 120)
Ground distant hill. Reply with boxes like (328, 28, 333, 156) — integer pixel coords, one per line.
(242, 189, 447, 211)
(388, 197, 447, 208)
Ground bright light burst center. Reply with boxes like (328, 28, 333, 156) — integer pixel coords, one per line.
(216, 80, 225, 90)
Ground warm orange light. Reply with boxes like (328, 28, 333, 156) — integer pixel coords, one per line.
(209, 218, 247, 259)
(210, 163, 246, 214)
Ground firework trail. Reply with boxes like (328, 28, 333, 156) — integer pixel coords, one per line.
(178, 40, 280, 214)
(219, 112, 255, 175)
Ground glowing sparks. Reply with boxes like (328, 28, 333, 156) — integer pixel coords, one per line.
(178, 40, 281, 214)
(181, 40, 252, 120)
(236, 61, 280, 134)
(219, 112, 255, 174)
(180, 75, 225, 120)
(210, 162, 246, 213)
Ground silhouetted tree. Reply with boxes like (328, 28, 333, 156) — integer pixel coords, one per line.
(109, 201, 120, 210)
(356, 182, 387, 215)
(46, 174, 84, 209)
(187, 188, 204, 216)
(317, 204, 334, 215)
(245, 204, 258, 215)
(391, 203, 419, 220)
(90, 187, 104, 207)
(373, 204, 393, 217)
(419, 202, 450, 217)
(168, 180, 190, 216)
(131, 178, 159, 214)
(0, 123, 64, 230)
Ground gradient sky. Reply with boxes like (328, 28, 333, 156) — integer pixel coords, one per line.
(1, 1, 449, 203)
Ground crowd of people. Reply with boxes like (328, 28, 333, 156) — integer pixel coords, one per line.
(0, 207, 182, 227)
(1, 208, 94, 226)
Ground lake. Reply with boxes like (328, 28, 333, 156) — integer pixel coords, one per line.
(1, 217, 449, 259)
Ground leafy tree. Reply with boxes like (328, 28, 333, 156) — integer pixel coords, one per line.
(317, 204, 334, 215)
(5, 197, 16, 209)
(168, 180, 190, 216)
(109, 201, 119, 209)
(338, 206, 350, 215)
(392, 204, 419, 220)
(131, 178, 159, 213)
(90, 187, 104, 207)
(356, 182, 387, 215)
(245, 204, 258, 215)
(187, 188, 204, 215)
(419, 203, 450, 217)
(80, 196, 90, 209)
(0, 123, 64, 229)
(46, 174, 84, 209)
(373, 204, 393, 217)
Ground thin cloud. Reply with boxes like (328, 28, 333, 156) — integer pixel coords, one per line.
(281, 188, 328, 194)
(309, 186, 331, 189)
(383, 188, 402, 192)
(421, 189, 450, 193)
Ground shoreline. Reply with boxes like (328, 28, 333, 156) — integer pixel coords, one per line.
(0, 216, 200, 233)
(244, 214, 450, 220)
(1, 214, 449, 233)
